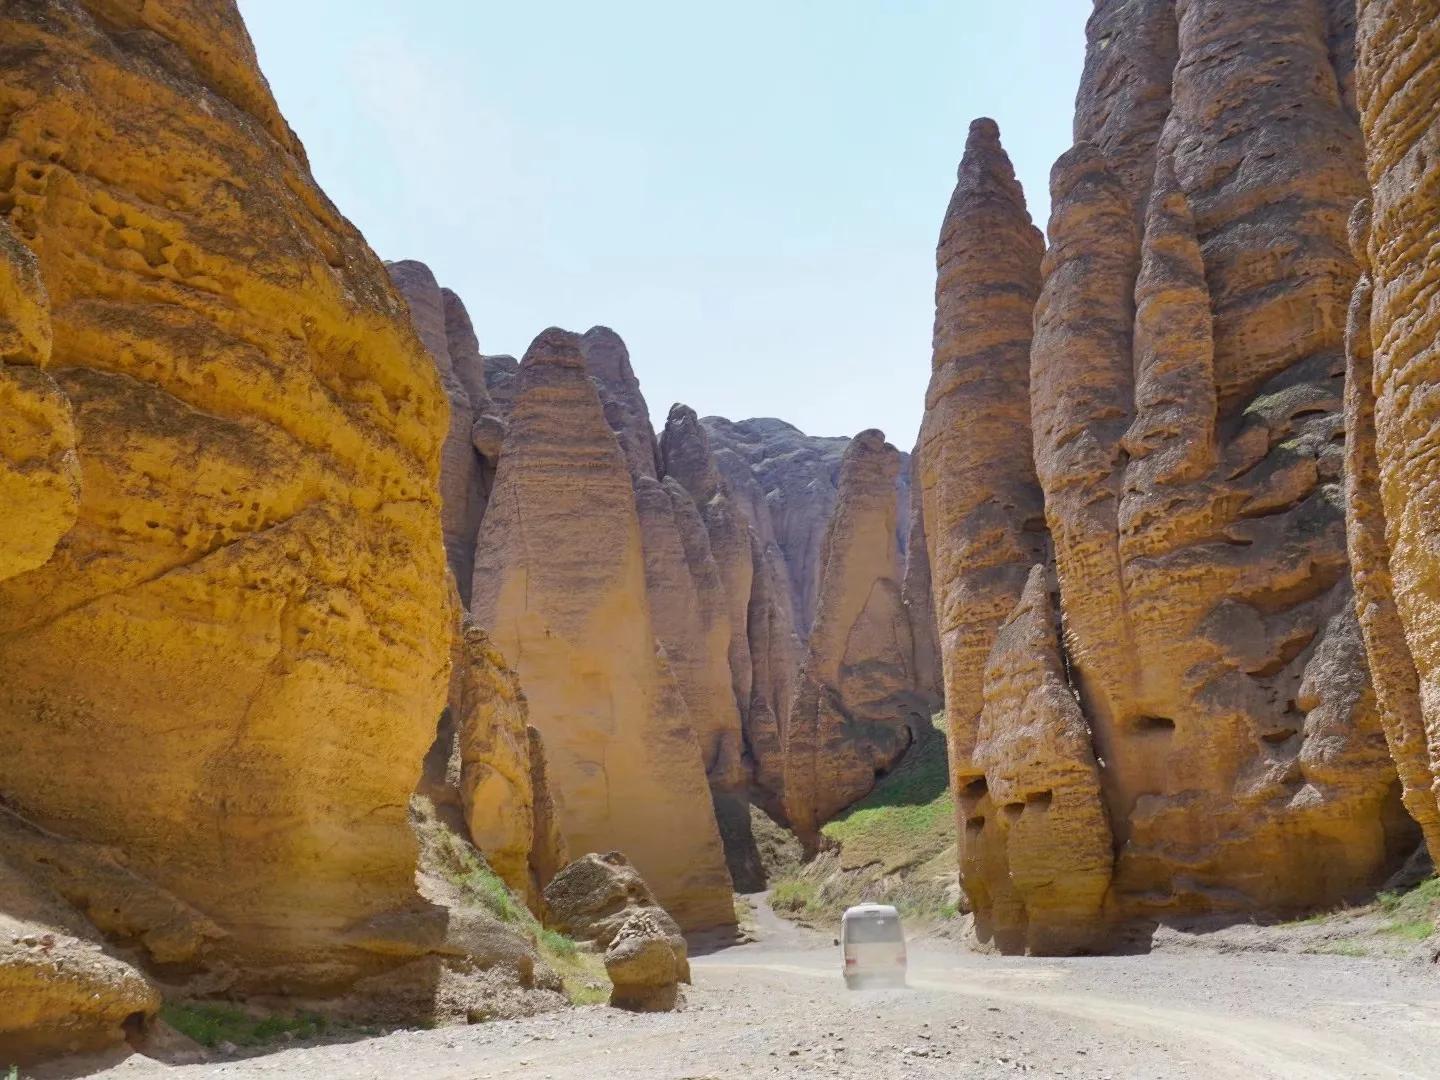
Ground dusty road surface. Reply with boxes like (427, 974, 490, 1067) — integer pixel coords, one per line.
(46, 895, 1440, 1080)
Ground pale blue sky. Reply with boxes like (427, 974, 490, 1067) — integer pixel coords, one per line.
(238, 2, 1088, 449)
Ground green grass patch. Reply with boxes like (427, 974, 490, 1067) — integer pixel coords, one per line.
(161, 1004, 327, 1049)
(820, 713, 952, 874)
(771, 878, 820, 914)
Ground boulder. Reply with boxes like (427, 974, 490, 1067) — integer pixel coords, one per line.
(604, 911, 681, 1012)
(541, 852, 690, 982)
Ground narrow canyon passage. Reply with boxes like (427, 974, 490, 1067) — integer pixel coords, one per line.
(55, 895, 1440, 1080)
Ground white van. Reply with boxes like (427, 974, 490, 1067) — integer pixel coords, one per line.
(839, 903, 907, 988)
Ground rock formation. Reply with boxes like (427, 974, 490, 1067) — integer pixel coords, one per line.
(918, 118, 1049, 925)
(700, 417, 850, 637)
(388, 261, 503, 605)
(581, 329, 758, 888)
(1346, 1, 1440, 863)
(0, 0, 455, 999)
(972, 567, 1113, 955)
(0, 857, 159, 1066)
(470, 328, 734, 931)
(783, 430, 928, 845)
(928, 3, 1424, 951)
(604, 911, 681, 1012)
(448, 614, 536, 903)
(541, 851, 691, 982)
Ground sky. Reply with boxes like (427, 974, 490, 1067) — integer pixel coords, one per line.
(238, 2, 1088, 450)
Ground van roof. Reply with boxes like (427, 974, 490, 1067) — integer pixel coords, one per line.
(842, 904, 900, 918)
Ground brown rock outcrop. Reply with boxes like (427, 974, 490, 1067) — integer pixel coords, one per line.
(1043, 0, 1401, 917)
(0, 856, 159, 1066)
(918, 119, 1049, 910)
(470, 328, 734, 931)
(0, 0, 452, 990)
(1348, 2, 1440, 862)
(783, 430, 927, 845)
(541, 852, 690, 981)
(971, 567, 1114, 955)
(581, 330, 757, 887)
(388, 262, 497, 605)
(604, 911, 681, 1012)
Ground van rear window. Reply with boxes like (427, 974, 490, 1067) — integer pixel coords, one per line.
(846, 915, 902, 944)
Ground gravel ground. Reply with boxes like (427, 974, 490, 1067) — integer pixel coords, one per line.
(39, 894, 1440, 1080)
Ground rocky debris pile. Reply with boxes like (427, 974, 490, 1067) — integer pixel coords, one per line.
(603, 911, 682, 1012)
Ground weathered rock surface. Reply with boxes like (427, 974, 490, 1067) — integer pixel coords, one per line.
(0, 0, 452, 990)
(701, 417, 850, 637)
(1348, 1, 1440, 864)
(784, 430, 927, 845)
(526, 725, 570, 896)
(971, 567, 1114, 955)
(582, 330, 758, 889)
(604, 911, 681, 1012)
(0, 856, 159, 1065)
(541, 852, 690, 982)
(933, 2, 1418, 950)
(388, 262, 498, 605)
(470, 328, 734, 931)
(448, 614, 535, 904)
(918, 118, 1049, 917)
(0, 220, 79, 583)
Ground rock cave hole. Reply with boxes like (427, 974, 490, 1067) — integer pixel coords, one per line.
(1025, 789, 1053, 810)
(1002, 801, 1025, 821)
(965, 814, 986, 834)
(961, 776, 989, 800)
(1133, 715, 1176, 736)
(1261, 728, 1299, 746)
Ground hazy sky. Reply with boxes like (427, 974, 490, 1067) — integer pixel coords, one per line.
(238, 2, 1088, 449)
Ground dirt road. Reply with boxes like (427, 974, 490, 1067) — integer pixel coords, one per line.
(50, 894, 1440, 1079)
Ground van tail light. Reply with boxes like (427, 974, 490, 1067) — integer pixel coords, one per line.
(844, 957, 856, 967)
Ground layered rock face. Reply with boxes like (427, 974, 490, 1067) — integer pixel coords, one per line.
(918, 119, 1049, 932)
(388, 261, 502, 605)
(580, 330, 757, 887)
(1346, 2, 1440, 863)
(1035, 0, 1403, 918)
(929, 3, 1421, 950)
(972, 567, 1113, 954)
(470, 328, 734, 931)
(784, 431, 929, 845)
(0, 0, 452, 993)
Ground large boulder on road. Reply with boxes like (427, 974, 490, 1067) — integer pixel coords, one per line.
(604, 911, 680, 1011)
(542, 852, 690, 981)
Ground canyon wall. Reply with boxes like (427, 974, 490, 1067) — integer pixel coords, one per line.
(1346, 0, 1440, 864)
(0, 0, 461, 999)
(469, 328, 736, 931)
(926, 2, 1424, 951)
(784, 430, 930, 846)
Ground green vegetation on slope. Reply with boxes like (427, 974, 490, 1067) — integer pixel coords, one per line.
(1287, 871, 1440, 958)
(771, 713, 960, 926)
(424, 804, 609, 1004)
